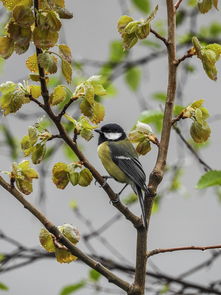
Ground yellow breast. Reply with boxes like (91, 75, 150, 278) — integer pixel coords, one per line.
(97, 142, 128, 183)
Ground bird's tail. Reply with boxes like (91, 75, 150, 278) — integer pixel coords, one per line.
(135, 185, 147, 230)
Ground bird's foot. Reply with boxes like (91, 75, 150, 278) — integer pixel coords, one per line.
(95, 176, 112, 188)
(110, 194, 120, 204)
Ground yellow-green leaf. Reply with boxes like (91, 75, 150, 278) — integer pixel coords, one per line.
(0, 36, 14, 59)
(26, 54, 38, 72)
(117, 15, 134, 33)
(13, 5, 34, 27)
(38, 53, 58, 74)
(190, 121, 211, 143)
(91, 102, 105, 124)
(61, 59, 72, 84)
(52, 162, 69, 189)
(50, 85, 66, 105)
(39, 228, 56, 252)
(58, 44, 72, 63)
(55, 247, 77, 263)
(33, 27, 58, 49)
(78, 168, 93, 186)
(29, 85, 41, 99)
(31, 143, 46, 164)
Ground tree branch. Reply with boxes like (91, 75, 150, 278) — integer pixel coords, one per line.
(173, 126, 212, 172)
(175, 0, 184, 10)
(150, 28, 168, 46)
(147, 245, 221, 258)
(0, 175, 131, 292)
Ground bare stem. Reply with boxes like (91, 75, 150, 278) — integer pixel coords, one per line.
(147, 244, 221, 258)
(150, 28, 168, 46)
(175, 0, 184, 10)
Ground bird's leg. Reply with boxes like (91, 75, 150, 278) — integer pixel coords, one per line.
(94, 176, 113, 187)
(111, 184, 128, 204)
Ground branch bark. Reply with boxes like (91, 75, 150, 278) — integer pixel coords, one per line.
(147, 245, 221, 258)
(0, 175, 131, 292)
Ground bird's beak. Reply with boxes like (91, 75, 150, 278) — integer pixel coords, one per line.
(95, 129, 102, 134)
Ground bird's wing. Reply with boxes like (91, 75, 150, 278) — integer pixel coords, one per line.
(109, 139, 146, 188)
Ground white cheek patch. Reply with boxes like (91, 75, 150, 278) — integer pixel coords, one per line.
(104, 132, 122, 140)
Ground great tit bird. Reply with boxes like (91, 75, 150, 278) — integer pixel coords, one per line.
(95, 123, 149, 229)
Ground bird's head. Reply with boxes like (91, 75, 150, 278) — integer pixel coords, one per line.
(95, 123, 126, 144)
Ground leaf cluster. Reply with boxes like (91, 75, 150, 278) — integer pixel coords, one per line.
(129, 121, 159, 155)
(11, 160, 38, 195)
(39, 224, 80, 263)
(179, 100, 211, 143)
(74, 75, 106, 124)
(21, 125, 52, 164)
(52, 162, 93, 190)
(192, 37, 221, 81)
(117, 6, 158, 50)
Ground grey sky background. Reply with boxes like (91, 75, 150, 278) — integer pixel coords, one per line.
(1, 1, 221, 294)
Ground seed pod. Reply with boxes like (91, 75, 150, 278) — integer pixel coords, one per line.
(190, 121, 211, 143)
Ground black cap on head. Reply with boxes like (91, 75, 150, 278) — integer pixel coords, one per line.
(96, 123, 126, 144)
(100, 123, 125, 133)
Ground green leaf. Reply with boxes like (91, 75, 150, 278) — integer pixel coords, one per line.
(117, 15, 134, 33)
(196, 170, 221, 189)
(91, 102, 105, 124)
(33, 27, 58, 49)
(78, 168, 93, 186)
(59, 44, 72, 63)
(38, 53, 58, 74)
(197, 0, 212, 13)
(0, 89, 27, 116)
(60, 281, 86, 295)
(50, 85, 67, 105)
(131, 0, 150, 13)
(61, 59, 72, 84)
(12, 160, 39, 195)
(125, 67, 141, 91)
(63, 145, 78, 161)
(109, 40, 126, 62)
(190, 121, 211, 143)
(31, 143, 46, 164)
(12, 5, 34, 27)
(138, 110, 163, 132)
(0, 36, 14, 59)
(52, 162, 69, 189)
(1, 0, 32, 10)
(123, 193, 138, 205)
(152, 92, 166, 102)
(89, 269, 101, 282)
(8, 21, 31, 54)
(0, 81, 16, 94)
(88, 75, 106, 96)
(39, 228, 56, 253)
(2, 124, 18, 159)
(26, 54, 38, 73)
(0, 282, 9, 291)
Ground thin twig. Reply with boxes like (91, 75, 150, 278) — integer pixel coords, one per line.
(173, 126, 212, 172)
(175, 0, 184, 10)
(150, 28, 168, 46)
(147, 245, 221, 258)
(57, 97, 77, 121)
(175, 50, 195, 66)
